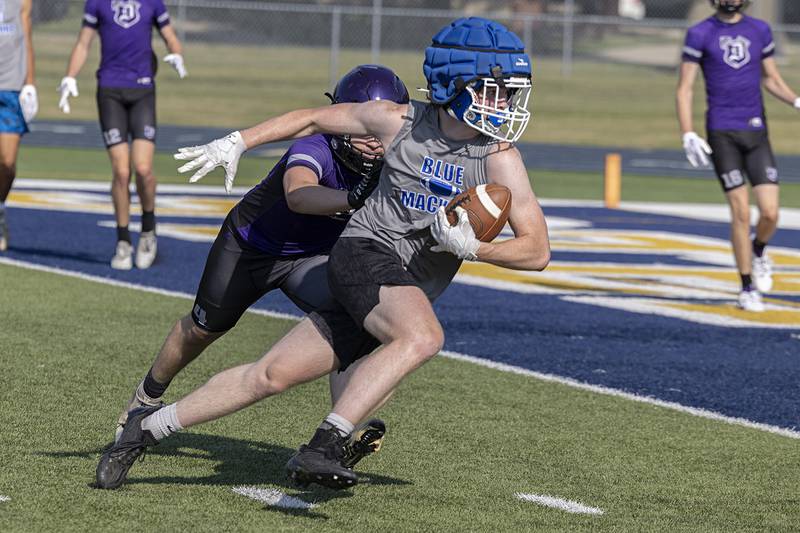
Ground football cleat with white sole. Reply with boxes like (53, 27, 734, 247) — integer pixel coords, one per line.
(341, 418, 385, 469)
(96, 405, 162, 489)
(111, 241, 133, 270)
(115, 384, 164, 443)
(738, 289, 764, 312)
(751, 254, 773, 293)
(286, 426, 358, 489)
(135, 231, 157, 269)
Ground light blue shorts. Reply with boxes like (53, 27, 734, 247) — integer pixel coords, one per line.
(0, 90, 28, 135)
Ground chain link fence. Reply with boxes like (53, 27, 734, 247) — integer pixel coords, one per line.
(26, 1, 800, 151)
(32, 0, 800, 86)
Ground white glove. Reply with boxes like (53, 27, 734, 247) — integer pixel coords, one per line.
(19, 84, 38, 123)
(163, 54, 187, 79)
(58, 76, 78, 114)
(175, 130, 246, 193)
(682, 131, 712, 168)
(794, 97, 800, 110)
(430, 206, 480, 261)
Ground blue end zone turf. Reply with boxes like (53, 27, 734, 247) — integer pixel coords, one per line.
(3, 183, 799, 431)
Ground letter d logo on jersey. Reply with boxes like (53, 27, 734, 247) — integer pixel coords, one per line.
(112, 0, 141, 29)
(720, 35, 751, 69)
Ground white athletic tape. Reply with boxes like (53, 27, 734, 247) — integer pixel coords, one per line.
(2, 256, 798, 440)
(475, 184, 502, 219)
(232, 486, 314, 510)
(515, 493, 603, 515)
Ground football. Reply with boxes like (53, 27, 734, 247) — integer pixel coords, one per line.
(445, 184, 512, 242)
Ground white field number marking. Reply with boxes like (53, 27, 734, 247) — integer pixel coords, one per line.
(515, 492, 604, 515)
(232, 486, 315, 510)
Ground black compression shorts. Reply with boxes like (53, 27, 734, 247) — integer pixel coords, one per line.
(96, 86, 157, 148)
(707, 129, 779, 192)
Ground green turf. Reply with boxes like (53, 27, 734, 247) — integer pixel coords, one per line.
(0, 264, 798, 531)
(30, 9, 800, 153)
(16, 144, 800, 207)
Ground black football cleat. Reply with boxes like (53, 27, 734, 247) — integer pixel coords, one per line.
(341, 418, 386, 469)
(95, 405, 161, 489)
(286, 426, 358, 490)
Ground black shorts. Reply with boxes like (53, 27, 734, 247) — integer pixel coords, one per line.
(96, 86, 157, 148)
(309, 237, 417, 371)
(192, 215, 334, 332)
(707, 129, 779, 192)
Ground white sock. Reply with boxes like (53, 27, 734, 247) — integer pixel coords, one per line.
(135, 380, 161, 405)
(324, 412, 355, 438)
(141, 403, 183, 441)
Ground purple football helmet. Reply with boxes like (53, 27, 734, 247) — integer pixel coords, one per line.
(326, 64, 409, 176)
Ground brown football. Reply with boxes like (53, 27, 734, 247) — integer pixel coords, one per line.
(445, 184, 512, 242)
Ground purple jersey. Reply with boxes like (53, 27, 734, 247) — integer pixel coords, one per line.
(230, 134, 365, 256)
(82, 0, 171, 88)
(682, 15, 775, 131)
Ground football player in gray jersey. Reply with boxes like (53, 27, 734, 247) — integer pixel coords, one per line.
(97, 18, 550, 491)
(0, 0, 36, 251)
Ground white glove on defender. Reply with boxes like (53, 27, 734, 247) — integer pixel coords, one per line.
(58, 76, 78, 114)
(430, 206, 480, 261)
(175, 131, 246, 193)
(794, 97, 800, 110)
(19, 84, 38, 123)
(163, 54, 187, 79)
(682, 131, 712, 168)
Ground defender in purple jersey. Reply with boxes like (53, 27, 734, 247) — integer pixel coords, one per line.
(59, 0, 187, 270)
(676, 0, 800, 312)
(0, 0, 36, 252)
(104, 66, 408, 485)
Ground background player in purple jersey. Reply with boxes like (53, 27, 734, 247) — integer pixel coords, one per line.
(676, 0, 800, 312)
(110, 65, 409, 471)
(59, 0, 187, 270)
(0, 0, 37, 252)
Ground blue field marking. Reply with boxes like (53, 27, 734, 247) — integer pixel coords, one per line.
(3, 182, 799, 431)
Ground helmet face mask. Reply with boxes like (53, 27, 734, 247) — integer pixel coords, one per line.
(711, 0, 749, 14)
(327, 64, 409, 175)
(447, 76, 532, 143)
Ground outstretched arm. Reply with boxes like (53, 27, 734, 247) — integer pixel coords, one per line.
(241, 100, 405, 151)
(676, 61, 700, 135)
(176, 101, 406, 192)
(762, 57, 800, 108)
(476, 144, 550, 271)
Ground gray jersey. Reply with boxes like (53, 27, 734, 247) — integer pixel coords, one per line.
(0, 0, 26, 91)
(342, 100, 493, 300)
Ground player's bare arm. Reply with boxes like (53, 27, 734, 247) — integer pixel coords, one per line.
(761, 57, 800, 109)
(241, 100, 406, 152)
(58, 27, 95, 114)
(176, 100, 407, 191)
(475, 144, 550, 271)
(21, 0, 34, 86)
(159, 24, 187, 79)
(676, 61, 712, 167)
(283, 166, 351, 215)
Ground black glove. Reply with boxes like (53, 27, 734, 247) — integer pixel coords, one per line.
(347, 169, 381, 209)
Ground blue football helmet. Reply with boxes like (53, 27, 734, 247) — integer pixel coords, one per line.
(326, 64, 409, 176)
(423, 17, 533, 143)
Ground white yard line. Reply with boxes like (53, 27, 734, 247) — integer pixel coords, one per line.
(2, 255, 799, 441)
(232, 486, 315, 510)
(515, 493, 603, 515)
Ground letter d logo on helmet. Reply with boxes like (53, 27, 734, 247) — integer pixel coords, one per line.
(423, 17, 533, 143)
